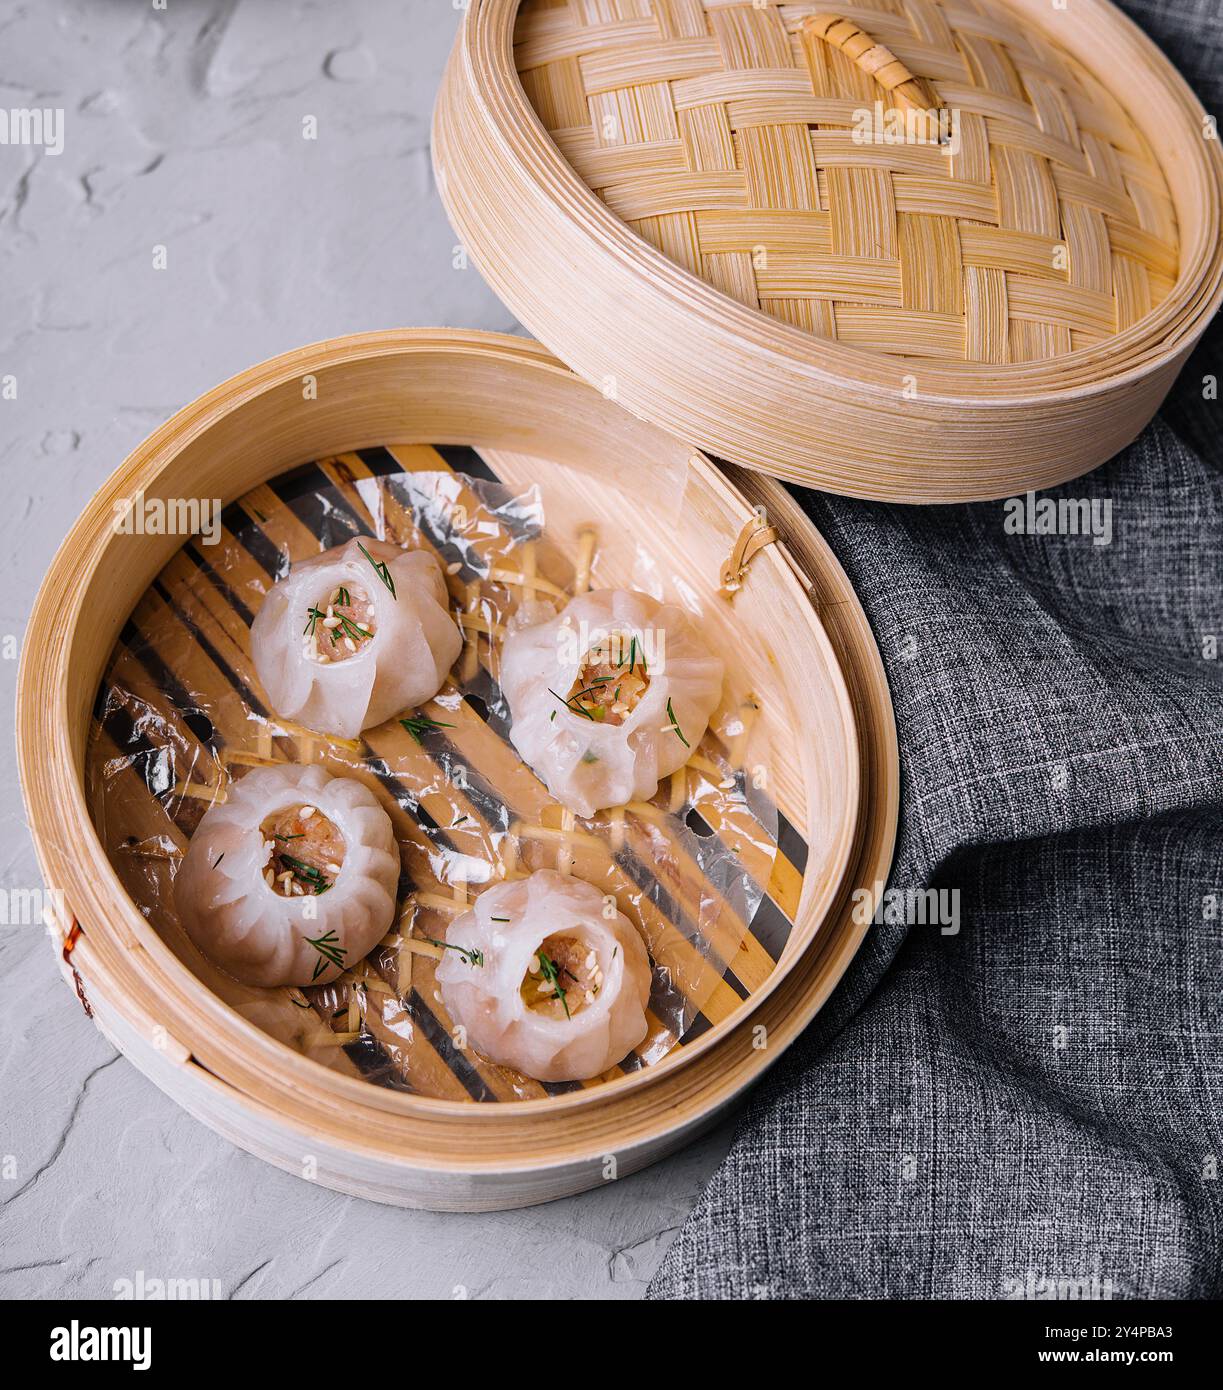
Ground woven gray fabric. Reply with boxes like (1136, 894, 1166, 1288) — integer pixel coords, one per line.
(647, 0, 1223, 1300)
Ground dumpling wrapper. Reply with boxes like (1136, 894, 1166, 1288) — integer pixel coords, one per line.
(251, 538, 462, 740)
(174, 765, 399, 988)
(436, 870, 652, 1082)
(500, 589, 724, 817)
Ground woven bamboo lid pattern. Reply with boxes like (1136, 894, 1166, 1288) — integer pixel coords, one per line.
(514, 0, 1176, 365)
(434, 0, 1222, 499)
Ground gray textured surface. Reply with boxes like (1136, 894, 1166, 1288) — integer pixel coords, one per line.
(0, 0, 734, 1300)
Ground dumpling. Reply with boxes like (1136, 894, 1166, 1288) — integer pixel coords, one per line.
(251, 537, 462, 740)
(436, 869, 652, 1082)
(174, 765, 399, 988)
(500, 589, 723, 817)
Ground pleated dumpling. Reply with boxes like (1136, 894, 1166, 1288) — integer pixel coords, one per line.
(436, 870, 652, 1082)
(500, 589, 724, 817)
(174, 765, 399, 988)
(251, 537, 462, 740)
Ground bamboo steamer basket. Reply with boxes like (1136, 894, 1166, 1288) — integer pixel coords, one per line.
(18, 330, 899, 1210)
(434, 0, 1223, 502)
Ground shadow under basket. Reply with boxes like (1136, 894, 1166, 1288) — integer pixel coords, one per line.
(18, 330, 898, 1210)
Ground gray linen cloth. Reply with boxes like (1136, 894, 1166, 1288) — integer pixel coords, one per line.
(648, 0, 1223, 1299)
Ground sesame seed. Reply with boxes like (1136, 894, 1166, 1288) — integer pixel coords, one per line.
(264, 868, 274, 886)
(325, 862, 341, 874)
(323, 616, 340, 629)
(584, 950, 597, 970)
(343, 637, 356, 652)
(446, 561, 461, 575)
(594, 970, 604, 986)
(300, 806, 316, 819)
(584, 990, 595, 1005)
(529, 955, 540, 974)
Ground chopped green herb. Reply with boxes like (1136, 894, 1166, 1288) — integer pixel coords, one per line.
(400, 713, 456, 744)
(422, 934, 484, 967)
(304, 929, 346, 982)
(666, 697, 689, 748)
(279, 852, 333, 894)
(537, 950, 571, 1019)
(279, 853, 324, 877)
(305, 604, 369, 647)
(548, 686, 594, 721)
(334, 612, 371, 644)
(569, 681, 613, 701)
(357, 540, 397, 598)
(273, 832, 303, 841)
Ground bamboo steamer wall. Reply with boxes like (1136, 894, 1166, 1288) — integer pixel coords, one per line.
(18, 331, 899, 1210)
(433, 0, 1223, 501)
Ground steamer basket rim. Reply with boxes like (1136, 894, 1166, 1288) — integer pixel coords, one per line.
(16, 327, 886, 1126)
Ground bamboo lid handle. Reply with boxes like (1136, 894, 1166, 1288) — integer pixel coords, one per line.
(803, 13, 942, 114)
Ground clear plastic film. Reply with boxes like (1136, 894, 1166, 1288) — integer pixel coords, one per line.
(87, 445, 781, 1101)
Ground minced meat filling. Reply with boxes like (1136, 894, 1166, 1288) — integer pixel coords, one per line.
(303, 584, 375, 665)
(261, 804, 345, 896)
(520, 933, 603, 1019)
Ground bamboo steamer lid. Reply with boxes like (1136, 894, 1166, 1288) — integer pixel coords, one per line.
(434, 0, 1223, 502)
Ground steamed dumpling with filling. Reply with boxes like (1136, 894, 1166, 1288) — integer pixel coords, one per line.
(174, 765, 399, 987)
(500, 590, 723, 817)
(436, 870, 652, 1082)
(251, 537, 462, 740)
